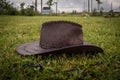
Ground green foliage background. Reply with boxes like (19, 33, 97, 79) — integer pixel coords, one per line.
(0, 16, 120, 80)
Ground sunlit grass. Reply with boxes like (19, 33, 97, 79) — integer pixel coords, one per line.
(0, 15, 120, 80)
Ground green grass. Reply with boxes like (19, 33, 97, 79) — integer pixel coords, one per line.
(0, 15, 120, 80)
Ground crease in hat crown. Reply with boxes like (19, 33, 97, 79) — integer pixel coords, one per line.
(40, 20, 84, 49)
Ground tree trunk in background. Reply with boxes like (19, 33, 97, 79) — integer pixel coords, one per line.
(111, 3, 113, 11)
(35, 0, 37, 11)
(55, 2, 58, 14)
(98, 3, 100, 10)
(20, 2, 25, 9)
(96, 0, 102, 10)
(41, 0, 43, 13)
(46, 0, 53, 14)
(91, 0, 93, 12)
(46, 0, 53, 9)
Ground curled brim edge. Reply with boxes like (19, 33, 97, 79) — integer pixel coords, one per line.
(16, 41, 103, 56)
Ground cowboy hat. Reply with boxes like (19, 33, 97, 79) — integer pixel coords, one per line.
(16, 21, 103, 56)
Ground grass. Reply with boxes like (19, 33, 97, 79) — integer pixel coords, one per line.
(0, 15, 120, 80)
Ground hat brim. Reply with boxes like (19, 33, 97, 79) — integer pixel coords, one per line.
(16, 41, 103, 56)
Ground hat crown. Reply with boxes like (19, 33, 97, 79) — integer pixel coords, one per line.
(40, 21, 83, 49)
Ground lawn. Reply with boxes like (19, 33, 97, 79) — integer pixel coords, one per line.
(0, 15, 120, 80)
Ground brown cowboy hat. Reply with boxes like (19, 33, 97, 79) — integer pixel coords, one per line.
(16, 21, 103, 56)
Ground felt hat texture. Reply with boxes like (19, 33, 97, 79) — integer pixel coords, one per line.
(16, 21, 103, 56)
